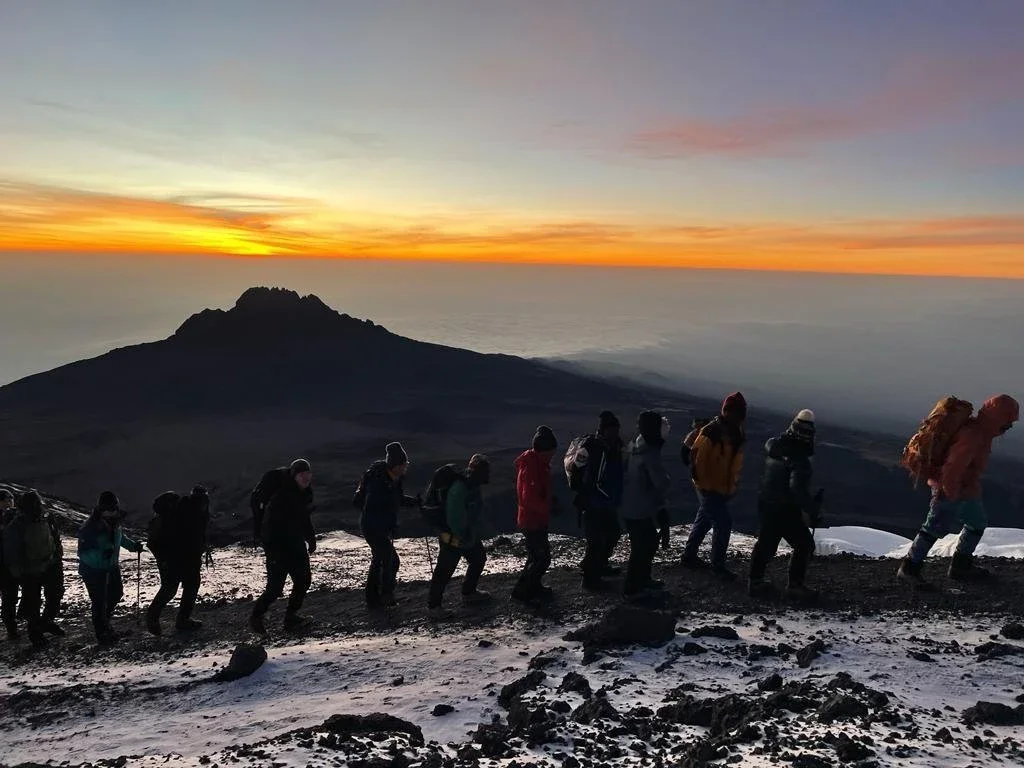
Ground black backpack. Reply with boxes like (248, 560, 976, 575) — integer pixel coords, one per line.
(352, 465, 374, 510)
(148, 491, 181, 559)
(421, 464, 461, 531)
(250, 468, 287, 541)
(563, 436, 596, 492)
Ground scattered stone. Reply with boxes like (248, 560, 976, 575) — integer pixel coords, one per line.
(558, 672, 592, 699)
(932, 727, 954, 743)
(682, 641, 708, 656)
(390, 676, 404, 687)
(790, 755, 833, 768)
(431, 704, 455, 717)
(478, 639, 494, 649)
(529, 649, 565, 670)
(962, 701, 1024, 726)
(758, 673, 784, 692)
(691, 625, 741, 641)
(572, 695, 619, 724)
(564, 606, 677, 652)
(819, 695, 869, 724)
(975, 642, 1024, 661)
(208, 643, 267, 683)
(834, 733, 874, 762)
(1001, 623, 1024, 641)
(908, 651, 935, 663)
(498, 670, 546, 709)
(319, 713, 425, 746)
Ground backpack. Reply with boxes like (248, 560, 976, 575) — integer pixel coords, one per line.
(564, 436, 595, 492)
(250, 467, 288, 540)
(6, 516, 53, 578)
(421, 464, 461, 531)
(900, 397, 974, 487)
(352, 466, 373, 510)
(147, 491, 181, 559)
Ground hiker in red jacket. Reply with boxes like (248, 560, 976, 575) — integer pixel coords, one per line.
(511, 426, 558, 604)
(899, 394, 1019, 587)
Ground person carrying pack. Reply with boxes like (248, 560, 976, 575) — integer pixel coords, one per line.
(749, 410, 824, 600)
(2, 490, 55, 647)
(567, 410, 626, 592)
(0, 489, 20, 641)
(355, 442, 420, 611)
(897, 394, 1019, 588)
(77, 491, 145, 645)
(427, 454, 492, 620)
(250, 466, 290, 547)
(511, 426, 558, 605)
(146, 485, 210, 635)
(249, 459, 316, 635)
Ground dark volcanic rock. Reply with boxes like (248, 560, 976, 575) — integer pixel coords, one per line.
(976, 641, 1024, 661)
(819, 694, 869, 724)
(209, 643, 267, 683)
(572, 695, 619, 724)
(834, 733, 874, 762)
(558, 672, 593, 698)
(320, 713, 425, 746)
(690, 625, 740, 641)
(564, 606, 677, 652)
(962, 701, 1024, 726)
(797, 639, 827, 668)
(498, 670, 546, 709)
(758, 673, 784, 692)
(473, 723, 514, 758)
(431, 704, 455, 717)
(682, 641, 708, 656)
(1001, 622, 1024, 641)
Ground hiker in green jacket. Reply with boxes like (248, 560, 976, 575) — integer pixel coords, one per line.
(427, 454, 491, 621)
(2, 491, 56, 647)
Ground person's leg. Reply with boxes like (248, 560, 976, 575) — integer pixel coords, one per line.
(382, 540, 400, 601)
(252, 553, 288, 618)
(580, 509, 606, 585)
(683, 492, 714, 563)
(20, 576, 45, 645)
(41, 562, 65, 625)
(950, 499, 990, 579)
(461, 542, 487, 597)
(513, 531, 536, 598)
(900, 489, 954, 585)
(107, 567, 124, 619)
(604, 512, 622, 568)
(148, 560, 181, 624)
(176, 558, 203, 627)
(782, 515, 816, 587)
(285, 551, 312, 615)
(708, 494, 733, 570)
(364, 531, 386, 608)
(428, 541, 462, 609)
(749, 504, 785, 583)
(1, 570, 19, 637)
(624, 519, 658, 595)
(82, 572, 109, 640)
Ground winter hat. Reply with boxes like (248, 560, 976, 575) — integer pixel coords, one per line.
(721, 392, 747, 421)
(788, 409, 816, 442)
(385, 442, 409, 469)
(97, 490, 119, 512)
(18, 490, 43, 515)
(468, 453, 491, 483)
(637, 410, 664, 444)
(598, 410, 621, 433)
(532, 425, 558, 452)
(290, 458, 312, 476)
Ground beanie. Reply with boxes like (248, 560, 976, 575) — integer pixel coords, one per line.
(290, 458, 312, 476)
(385, 442, 409, 469)
(18, 490, 43, 515)
(721, 392, 747, 421)
(598, 410, 620, 433)
(468, 453, 491, 483)
(788, 409, 816, 442)
(532, 425, 558, 452)
(637, 410, 664, 444)
(97, 490, 120, 512)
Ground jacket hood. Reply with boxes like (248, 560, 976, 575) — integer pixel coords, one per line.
(977, 394, 1020, 437)
(632, 435, 663, 455)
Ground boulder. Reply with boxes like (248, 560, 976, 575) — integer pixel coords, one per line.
(558, 672, 592, 699)
(690, 625, 740, 641)
(962, 701, 1024, 726)
(564, 606, 676, 652)
(498, 670, 546, 709)
(819, 694, 869, 724)
(1001, 622, 1024, 641)
(797, 639, 826, 668)
(320, 713, 425, 746)
(209, 643, 267, 683)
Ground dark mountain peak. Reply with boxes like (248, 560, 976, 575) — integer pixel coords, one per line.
(172, 286, 386, 345)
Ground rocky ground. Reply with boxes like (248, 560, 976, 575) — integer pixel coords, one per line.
(2, 536, 1024, 767)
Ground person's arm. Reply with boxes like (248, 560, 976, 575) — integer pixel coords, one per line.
(689, 433, 711, 486)
(303, 492, 316, 552)
(120, 530, 144, 554)
(788, 456, 815, 513)
(941, 429, 982, 500)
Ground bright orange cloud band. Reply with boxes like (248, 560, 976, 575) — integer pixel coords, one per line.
(1, 182, 1022, 278)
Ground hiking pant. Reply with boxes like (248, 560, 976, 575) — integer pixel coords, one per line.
(1, 567, 18, 634)
(749, 503, 815, 585)
(253, 548, 311, 617)
(581, 506, 621, 583)
(428, 540, 485, 608)
(364, 529, 400, 608)
(149, 557, 202, 624)
(82, 567, 124, 639)
(907, 489, 987, 564)
(42, 562, 65, 623)
(18, 574, 45, 640)
(683, 491, 732, 567)
(514, 529, 551, 598)
(623, 518, 659, 595)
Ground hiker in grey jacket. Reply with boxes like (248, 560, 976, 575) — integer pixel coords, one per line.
(622, 411, 672, 599)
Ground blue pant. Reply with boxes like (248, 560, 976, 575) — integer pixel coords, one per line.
(907, 489, 987, 564)
(683, 491, 732, 567)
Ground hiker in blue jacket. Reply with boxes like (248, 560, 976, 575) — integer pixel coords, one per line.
(78, 491, 144, 645)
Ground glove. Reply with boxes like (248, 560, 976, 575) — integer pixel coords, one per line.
(307, 538, 317, 555)
(656, 509, 670, 549)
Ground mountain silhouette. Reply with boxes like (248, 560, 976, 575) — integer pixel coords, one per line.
(1, 287, 1022, 544)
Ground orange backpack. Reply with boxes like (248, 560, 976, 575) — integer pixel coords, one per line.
(899, 397, 974, 487)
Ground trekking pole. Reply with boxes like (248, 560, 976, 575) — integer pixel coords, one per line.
(136, 550, 142, 623)
(423, 536, 434, 572)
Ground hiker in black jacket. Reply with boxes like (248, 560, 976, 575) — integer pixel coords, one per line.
(146, 485, 210, 635)
(5, 491, 60, 646)
(748, 410, 823, 599)
(0, 488, 19, 640)
(249, 459, 316, 635)
(357, 442, 420, 610)
(577, 411, 626, 592)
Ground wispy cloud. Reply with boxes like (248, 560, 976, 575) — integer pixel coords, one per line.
(629, 54, 1024, 158)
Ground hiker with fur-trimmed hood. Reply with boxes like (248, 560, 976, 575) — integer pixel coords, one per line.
(511, 427, 558, 604)
(427, 454, 492, 621)
(622, 411, 673, 600)
(78, 491, 144, 645)
(356, 442, 420, 611)
(749, 410, 823, 599)
(682, 392, 747, 580)
(249, 459, 316, 635)
(898, 394, 1019, 587)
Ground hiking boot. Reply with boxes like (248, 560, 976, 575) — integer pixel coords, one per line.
(42, 620, 66, 637)
(786, 583, 819, 600)
(712, 564, 738, 582)
(97, 630, 120, 646)
(145, 612, 162, 636)
(537, 585, 555, 602)
(582, 578, 611, 594)
(5, 625, 19, 642)
(175, 618, 203, 632)
(248, 612, 268, 636)
(681, 556, 710, 571)
(603, 565, 622, 577)
(283, 612, 311, 631)
(461, 590, 492, 606)
(510, 586, 533, 604)
(748, 578, 777, 599)
(29, 631, 48, 649)
(948, 552, 991, 582)
(381, 593, 399, 608)
(897, 557, 934, 590)
(428, 606, 454, 622)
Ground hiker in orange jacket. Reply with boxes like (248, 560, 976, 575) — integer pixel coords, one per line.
(898, 394, 1019, 587)
(682, 393, 747, 580)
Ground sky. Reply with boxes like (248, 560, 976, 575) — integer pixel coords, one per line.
(1, 1, 1024, 277)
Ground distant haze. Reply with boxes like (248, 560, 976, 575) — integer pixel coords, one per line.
(3, 252, 1023, 454)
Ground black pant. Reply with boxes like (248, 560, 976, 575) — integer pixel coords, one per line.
(624, 518, 659, 595)
(749, 503, 815, 585)
(1, 567, 18, 633)
(514, 530, 551, 598)
(149, 557, 202, 624)
(16, 574, 45, 639)
(364, 530, 400, 607)
(253, 549, 311, 617)
(82, 568, 124, 639)
(581, 507, 621, 583)
(42, 563, 64, 623)
(428, 540, 485, 608)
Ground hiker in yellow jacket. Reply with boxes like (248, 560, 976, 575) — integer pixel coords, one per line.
(682, 392, 747, 580)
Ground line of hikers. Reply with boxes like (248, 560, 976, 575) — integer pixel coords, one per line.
(1, 391, 1018, 645)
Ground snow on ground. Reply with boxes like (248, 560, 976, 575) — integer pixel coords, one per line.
(3, 611, 1022, 766)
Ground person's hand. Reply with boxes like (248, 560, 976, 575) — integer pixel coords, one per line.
(307, 539, 317, 555)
